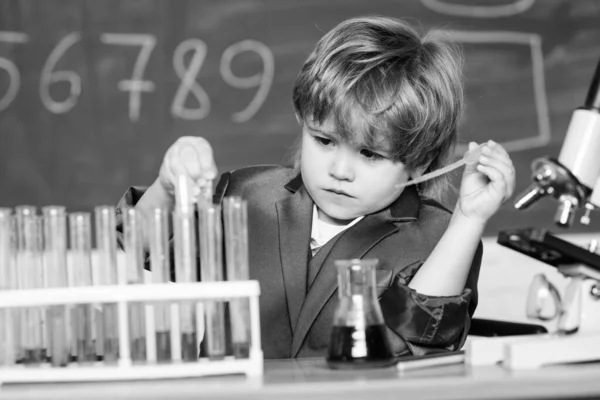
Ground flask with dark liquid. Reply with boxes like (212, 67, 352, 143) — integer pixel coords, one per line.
(327, 259, 396, 369)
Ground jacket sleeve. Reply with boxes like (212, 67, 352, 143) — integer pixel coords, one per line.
(379, 241, 483, 356)
(115, 186, 149, 247)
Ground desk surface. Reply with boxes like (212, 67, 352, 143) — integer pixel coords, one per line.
(2, 358, 600, 400)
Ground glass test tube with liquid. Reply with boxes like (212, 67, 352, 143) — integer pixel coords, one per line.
(199, 203, 226, 359)
(223, 197, 251, 358)
(173, 176, 198, 361)
(149, 207, 172, 362)
(0, 208, 17, 366)
(69, 212, 97, 363)
(123, 207, 147, 362)
(15, 207, 45, 364)
(42, 206, 70, 367)
(95, 206, 120, 364)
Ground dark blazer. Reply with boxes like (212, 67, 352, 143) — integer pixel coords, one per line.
(118, 165, 482, 359)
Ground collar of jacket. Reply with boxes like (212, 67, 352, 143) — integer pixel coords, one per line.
(283, 173, 420, 222)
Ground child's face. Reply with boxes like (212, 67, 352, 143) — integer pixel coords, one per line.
(301, 119, 412, 225)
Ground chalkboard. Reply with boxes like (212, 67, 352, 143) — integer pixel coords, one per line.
(1, 0, 600, 236)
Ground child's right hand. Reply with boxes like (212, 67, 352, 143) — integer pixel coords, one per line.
(157, 136, 218, 197)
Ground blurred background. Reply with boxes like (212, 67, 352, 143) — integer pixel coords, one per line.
(1, 0, 600, 239)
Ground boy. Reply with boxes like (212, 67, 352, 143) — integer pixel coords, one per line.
(118, 16, 515, 358)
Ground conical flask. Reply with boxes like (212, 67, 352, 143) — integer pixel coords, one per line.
(326, 258, 395, 369)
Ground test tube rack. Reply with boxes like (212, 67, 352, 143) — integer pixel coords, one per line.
(0, 280, 263, 384)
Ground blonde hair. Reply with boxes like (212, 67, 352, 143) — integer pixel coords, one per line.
(292, 15, 464, 200)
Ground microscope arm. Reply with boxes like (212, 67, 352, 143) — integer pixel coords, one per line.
(514, 57, 600, 227)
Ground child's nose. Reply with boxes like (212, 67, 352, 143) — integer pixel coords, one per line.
(329, 150, 355, 181)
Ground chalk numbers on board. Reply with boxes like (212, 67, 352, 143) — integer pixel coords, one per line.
(0, 31, 275, 123)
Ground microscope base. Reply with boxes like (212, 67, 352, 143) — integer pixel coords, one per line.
(466, 332, 600, 369)
(504, 331, 600, 370)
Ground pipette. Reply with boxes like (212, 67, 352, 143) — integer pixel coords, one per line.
(223, 196, 251, 358)
(0, 208, 17, 366)
(149, 207, 172, 362)
(173, 175, 199, 361)
(68, 212, 96, 363)
(15, 207, 45, 364)
(395, 143, 486, 190)
(198, 202, 226, 359)
(95, 206, 120, 364)
(123, 207, 147, 363)
(42, 206, 70, 367)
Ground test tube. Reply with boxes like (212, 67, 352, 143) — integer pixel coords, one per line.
(42, 206, 70, 367)
(95, 206, 119, 364)
(223, 197, 251, 358)
(173, 175, 198, 361)
(15, 207, 45, 364)
(149, 207, 172, 362)
(69, 212, 96, 363)
(198, 203, 226, 359)
(0, 208, 16, 366)
(122, 206, 147, 362)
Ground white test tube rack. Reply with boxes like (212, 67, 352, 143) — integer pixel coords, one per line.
(0, 281, 263, 384)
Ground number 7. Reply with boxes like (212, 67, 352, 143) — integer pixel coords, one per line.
(100, 33, 156, 121)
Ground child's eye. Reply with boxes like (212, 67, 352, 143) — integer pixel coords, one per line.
(314, 136, 333, 146)
(360, 149, 385, 160)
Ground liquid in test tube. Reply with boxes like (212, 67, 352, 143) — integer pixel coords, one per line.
(42, 206, 70, 367)
(15, 207, 45, 364)
(223, 197, 251, 358)
(95, 206, 120, 364)
(68, 212, 96, 363)
(0, 208, 17, 366)
(198, 203, 226, 359)
(149, 207, 171, 362)
(173, 175, 198, 362)
(123, 207, 146, 363)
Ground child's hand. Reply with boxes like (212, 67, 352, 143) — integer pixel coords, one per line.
(158, 136, 218, 197)
(456, 140, 515, 225)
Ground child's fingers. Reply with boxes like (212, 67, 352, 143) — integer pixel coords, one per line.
(478, 152, 515, 181)
(181, 137, 218, 182)
(481, 142, 512, 170)
(476, 164, 510, 197)
(476, 163, 515, 199)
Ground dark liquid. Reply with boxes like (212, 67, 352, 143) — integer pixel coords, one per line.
(327, 324, 396, 369)
(103, 337, 119, 364)
(131, 337, 147, 362)
(232, 342, 250, 359)
(23, 349, 45, 365)
(76, 339, 97, 363)
(181, 332, 198, 362)
(75, 305, 96, 363)
(156, 331, 172, 362)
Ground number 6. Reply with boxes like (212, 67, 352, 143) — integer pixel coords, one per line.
(39, 32, 82, 114)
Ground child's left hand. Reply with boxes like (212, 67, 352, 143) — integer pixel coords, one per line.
(457, 140, 516, 225)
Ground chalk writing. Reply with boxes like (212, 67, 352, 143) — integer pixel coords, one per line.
(40, 32, 82, 114)
(220, 40, 274, 123)
(420, 0, 535, 18)
(0, 31, 29, 113)
(100, 33, 157, 121)
(171, 38, 210, 121)
(0, 31, 274, 124)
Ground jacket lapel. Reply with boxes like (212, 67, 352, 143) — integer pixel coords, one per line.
(290, 185, 422, 357)
(290, 212, 397, 356)
(275, 183, 313, 334)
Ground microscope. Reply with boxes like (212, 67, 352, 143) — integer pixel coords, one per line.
(490, 56, 600, 369)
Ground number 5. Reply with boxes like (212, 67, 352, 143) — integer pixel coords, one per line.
(0, 31, 28, 113)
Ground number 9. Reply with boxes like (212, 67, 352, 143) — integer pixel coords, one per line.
(220, 40, 274, 123)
